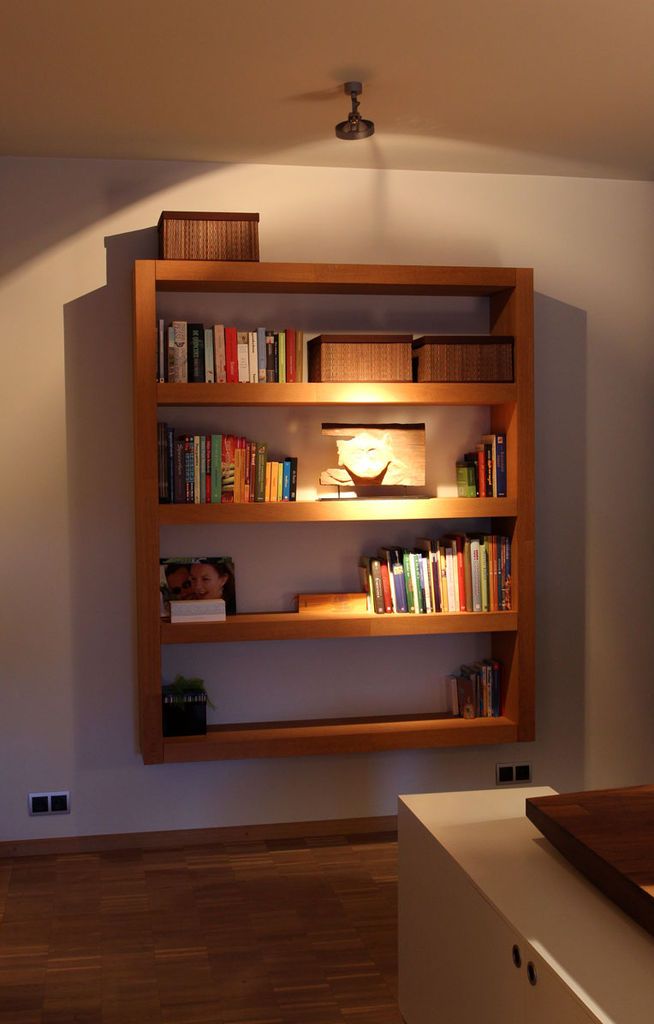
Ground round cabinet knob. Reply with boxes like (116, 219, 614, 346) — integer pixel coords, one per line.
(527, 961, 538, 986)
(511, 944, 522, 968)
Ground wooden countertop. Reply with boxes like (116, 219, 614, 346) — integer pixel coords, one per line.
(526, 784, 654, 938)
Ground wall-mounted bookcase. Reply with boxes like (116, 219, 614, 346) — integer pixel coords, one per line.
(134, 260, 534, 764)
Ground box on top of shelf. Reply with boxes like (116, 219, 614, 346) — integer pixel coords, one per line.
(413, 336, 514, 383)
(307, 334, 413, 383)
(158, 211, 260, 261)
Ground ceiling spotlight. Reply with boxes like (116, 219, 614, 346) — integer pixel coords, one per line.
(335, 81, 375, 140)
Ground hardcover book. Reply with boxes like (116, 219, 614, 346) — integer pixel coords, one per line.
(171, 321, 188, 383)
(188, 323, 205, 382)
(225, 327, 238, 382)
(221, 435, 236, 502)
(213, 324, 226, 382)
(204, 327, 215, 382)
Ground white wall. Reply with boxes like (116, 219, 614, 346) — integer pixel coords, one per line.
(1, 156, 652, 842)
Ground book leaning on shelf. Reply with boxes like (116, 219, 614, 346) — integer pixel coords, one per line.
(157, 425, 298, 504)
(157, 319, 303, 384)
(360, 533, 512, 614)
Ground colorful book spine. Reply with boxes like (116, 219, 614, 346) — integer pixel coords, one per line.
(288, 457, 298, 500)
(285, 329, 296, 383)
(221, 434, 236, 502)
(171, 321, 188, 383)
(495, 432, 507, 496)
(188, 323, 205, 383)
(257, 327, 267, 383)
(369, 558, 385, 614)
(379, 562, 393, 613)
(173, 436, 185, 503)
(213, 324, 226, 383)
(265, 332, 275, 382)
(210, 434, 222, 502)
(248, 332, 258, 383)
(193, 435, 201, 503)
(204, 327, 215, 383)
(224, 327, 238, 383)
(254, 443, 267, 501)
(237, 331, 250, 383)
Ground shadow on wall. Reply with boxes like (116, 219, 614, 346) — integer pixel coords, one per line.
(63, 228, 158, 768)
(0, 157, 213, 281)
(532, 292, 587, 791)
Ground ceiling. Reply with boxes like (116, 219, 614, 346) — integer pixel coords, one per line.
(3, 0, 653, 180)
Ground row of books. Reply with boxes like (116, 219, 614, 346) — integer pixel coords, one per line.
(447, 661, 502, 718)
(360, 533, 512, 614)
(157, 320, 303, 384)
(158, 425, 298, 503)
(456, 432, 506, 497)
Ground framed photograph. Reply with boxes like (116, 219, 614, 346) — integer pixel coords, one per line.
(319, 423, 425, 487)
(160, 557, 236, 616)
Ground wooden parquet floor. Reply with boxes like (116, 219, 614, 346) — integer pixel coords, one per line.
(0, 832, 402, 1024)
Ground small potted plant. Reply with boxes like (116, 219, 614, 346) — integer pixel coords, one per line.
(161, 674, 215, 737)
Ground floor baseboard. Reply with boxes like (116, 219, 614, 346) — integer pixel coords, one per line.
(0, 814, 398, 859)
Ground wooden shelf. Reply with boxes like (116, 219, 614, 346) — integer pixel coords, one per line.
(158, 497, 518, 525)
(154, 260, 519, 296)
(157, 381, 516, 407)
(160, 611, 517, 645)
(160, 714, 519, 762)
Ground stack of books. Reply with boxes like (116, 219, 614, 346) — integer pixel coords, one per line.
(446, 661, 502, 718)
(157, 320, 303, 383)
(359, 533, 512, 614)
(456, 432, 506, 497)
(158, 426, 297, 503)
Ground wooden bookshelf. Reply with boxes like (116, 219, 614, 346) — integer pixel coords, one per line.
(134, 260, 534, 765)
(158, 497, 517, 525)
(158, 381, 516, 406)
(162, 714, 520, 762)
(160, 610, 517, 645)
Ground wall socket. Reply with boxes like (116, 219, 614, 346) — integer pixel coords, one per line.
(495, 763, 532, 786)
(28, 791, 71, 815)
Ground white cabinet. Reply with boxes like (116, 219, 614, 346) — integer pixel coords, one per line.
(399, 788, 654, 1024)
(399, 807, 524, 1024)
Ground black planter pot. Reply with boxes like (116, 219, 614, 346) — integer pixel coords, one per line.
(162, 689, 207, 737)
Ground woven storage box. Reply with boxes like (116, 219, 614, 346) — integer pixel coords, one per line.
(158, 211, 259, 261)
(412, 336, 514, 382)
(307, 334, 413, 383)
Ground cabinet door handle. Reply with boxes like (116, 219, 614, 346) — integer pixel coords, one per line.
(527, 961, 538, 986)
(511, 944, 522, 968)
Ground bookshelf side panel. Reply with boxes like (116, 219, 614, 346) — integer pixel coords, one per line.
(134, 261, 164, 762)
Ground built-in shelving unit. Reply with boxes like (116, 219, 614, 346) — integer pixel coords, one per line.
(134, 259, 534, 764)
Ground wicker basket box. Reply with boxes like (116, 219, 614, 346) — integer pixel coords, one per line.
(412, 336, 514, 383)
(307, 334, 413, 383)
(158, 211, 260, 261)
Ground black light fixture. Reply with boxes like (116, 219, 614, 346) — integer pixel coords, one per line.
(335, 81, 375, 140)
